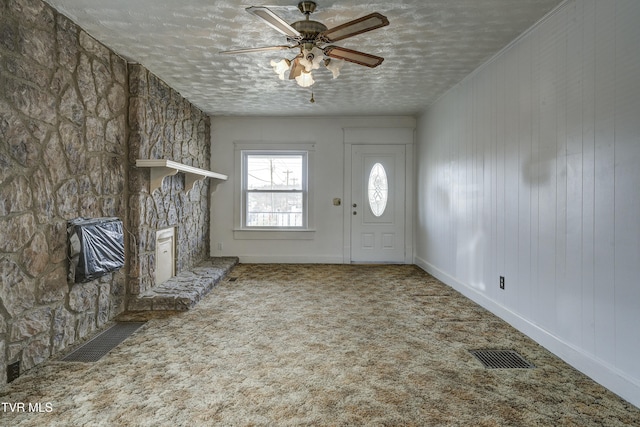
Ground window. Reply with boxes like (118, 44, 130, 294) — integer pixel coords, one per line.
(242, 151, 308, 228)
(367, 162, 388, 217)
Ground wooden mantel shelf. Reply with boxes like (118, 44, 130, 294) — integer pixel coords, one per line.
(136, 159, 228, 193)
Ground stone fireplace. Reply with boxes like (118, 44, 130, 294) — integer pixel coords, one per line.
(126, 64, 212, 302)
(0, 0, 212, 384)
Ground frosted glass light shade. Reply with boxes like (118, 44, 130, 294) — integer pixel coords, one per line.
(270, 58, 291, 80)
(325, 59, 344, 79)
(295, 71, 315, 87)
(300, 47, 325, 72)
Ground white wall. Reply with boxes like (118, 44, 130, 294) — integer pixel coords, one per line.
(415, 0, 640, 408)
(210, 116, 415, 263)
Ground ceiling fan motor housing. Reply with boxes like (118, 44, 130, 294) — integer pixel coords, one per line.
(291, 19, 327, 42)
(290, 1, 326, 43)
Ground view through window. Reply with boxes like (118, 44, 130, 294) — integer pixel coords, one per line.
(244, 152, 306, 228)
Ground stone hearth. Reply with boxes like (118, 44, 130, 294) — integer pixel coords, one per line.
(127, 257, 238, 311)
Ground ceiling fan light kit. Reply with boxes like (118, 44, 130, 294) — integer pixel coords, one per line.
(270, 58, 291, 80)
(222, 1, 389, 92)
(295, 70, 315, 87)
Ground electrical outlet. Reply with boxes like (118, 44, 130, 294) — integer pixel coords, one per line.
(499, 276, 505, 290)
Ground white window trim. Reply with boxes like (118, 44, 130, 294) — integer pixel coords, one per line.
(242, 150, 308, 229)
(233, 142, 315, 240)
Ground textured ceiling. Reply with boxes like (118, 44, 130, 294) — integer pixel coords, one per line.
(43, 0, 564, 117)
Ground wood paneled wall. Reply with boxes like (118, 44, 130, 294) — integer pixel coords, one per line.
(416, 0, 640, 407)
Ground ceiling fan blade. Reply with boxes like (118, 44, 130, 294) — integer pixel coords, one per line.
(220, 45, 295, 55)
(324, 46, 384, 68)
(319, 12, 389, 43)
(246, 6, 301, 39)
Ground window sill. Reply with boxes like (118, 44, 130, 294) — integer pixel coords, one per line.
(233, 229, 316, 240)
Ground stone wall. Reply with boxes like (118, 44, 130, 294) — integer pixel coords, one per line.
(127, 64, 211, 300)
(0, 0, 128, 382)
(0, 0, 212, 384)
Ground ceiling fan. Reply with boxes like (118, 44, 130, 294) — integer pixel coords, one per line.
(221, 1, 389, 88)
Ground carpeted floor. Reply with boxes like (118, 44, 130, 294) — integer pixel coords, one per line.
(2, 264, 639, 426)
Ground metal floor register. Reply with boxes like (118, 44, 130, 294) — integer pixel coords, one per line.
(62, 322, 145, 362)
(469, 349, 536, 369)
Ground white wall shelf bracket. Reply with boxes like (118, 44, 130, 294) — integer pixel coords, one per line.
(136, 159, 228, 194)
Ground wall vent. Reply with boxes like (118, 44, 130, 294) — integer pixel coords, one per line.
(470, 349, 535, 369)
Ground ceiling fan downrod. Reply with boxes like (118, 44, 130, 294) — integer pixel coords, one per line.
(298, 1, 317, 16)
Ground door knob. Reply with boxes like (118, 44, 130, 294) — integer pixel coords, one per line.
(352, 203, 357, 208)
(353, 211, 357, 215)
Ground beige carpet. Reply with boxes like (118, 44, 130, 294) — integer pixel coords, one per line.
(2, 264, 639, 426)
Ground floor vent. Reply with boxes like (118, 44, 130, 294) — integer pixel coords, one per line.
(62, 322, 145, 362)
(469, 349, 535, 369)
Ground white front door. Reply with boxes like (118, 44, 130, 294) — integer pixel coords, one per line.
(351, 145, 406, 263)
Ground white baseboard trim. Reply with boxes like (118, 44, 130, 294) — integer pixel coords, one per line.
(237, 255, 345, 264)
(414, 256, 640, 409)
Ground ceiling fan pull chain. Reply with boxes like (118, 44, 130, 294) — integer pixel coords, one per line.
(310, 91, 315, 103)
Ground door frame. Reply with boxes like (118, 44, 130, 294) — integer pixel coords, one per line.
(342, 127, 415, 264)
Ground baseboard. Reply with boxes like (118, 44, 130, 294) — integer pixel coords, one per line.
(414, 256, 640, 409)
(237, 255, 345, 264)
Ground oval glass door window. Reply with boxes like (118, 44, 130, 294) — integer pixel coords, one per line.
(368, 162, 388, 217)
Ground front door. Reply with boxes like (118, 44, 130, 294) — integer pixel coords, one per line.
(351, 145, 405, 263)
